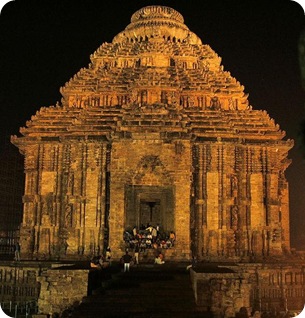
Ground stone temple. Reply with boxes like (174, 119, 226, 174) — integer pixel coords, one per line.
(12, 5, 293, 262)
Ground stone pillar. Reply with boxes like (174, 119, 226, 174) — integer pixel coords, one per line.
(196, 145, 204, 258)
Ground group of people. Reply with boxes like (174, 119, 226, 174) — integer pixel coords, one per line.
(90, 224, 176, 272)
(90, 246, 112, 269)
(120, 249, 165, 272)
(123, 224, 176, 252)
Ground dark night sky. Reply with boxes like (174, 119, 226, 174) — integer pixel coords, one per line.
(1, 0, 305, 248)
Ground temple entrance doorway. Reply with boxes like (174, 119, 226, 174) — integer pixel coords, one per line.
(125, 185, 174, 233)
(139, 200, 161, 227)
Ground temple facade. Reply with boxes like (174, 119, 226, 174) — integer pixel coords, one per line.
(12, 6, 293, 261)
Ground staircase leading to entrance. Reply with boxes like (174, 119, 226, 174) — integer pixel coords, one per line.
(68, 264, 206, 318)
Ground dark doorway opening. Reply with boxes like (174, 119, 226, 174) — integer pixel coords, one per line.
(140, 199, 161, 226)
(125, 185, 174, 232)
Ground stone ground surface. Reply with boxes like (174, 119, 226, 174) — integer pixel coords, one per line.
(64, 262, 208, 318)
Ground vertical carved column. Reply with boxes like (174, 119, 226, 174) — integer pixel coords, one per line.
(83, 142, 108, 255)
(261, 147, 268, 225)
(261, 147, 269, 256)
(234, 144, 249, 258)
(265, 148, 283, 255)
(190, 145, 197, 257)
(200, 144, 209, 257)
(20, 145, 39, 259)
(104, 143, 111, 248)
(245, 147, 251, 256)
(202, 144, 209, 227)
(98, 143, 107, 251)
(32, 144, 45, 258)
(218, 143, 224, 227)
(197, 144, 204, 258)
(79, 142, 87, 255)
(54, 144, 62, 229)
(217, 143, 225, 256)
(278, 170, 290, 252)
(37, 145, 44, 226)
(206, 144, 220, 258)
(52, 144, 59, 229)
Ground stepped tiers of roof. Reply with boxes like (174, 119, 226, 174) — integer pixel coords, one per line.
(60, 5, 248, 111)
(11, 6, 293, 262)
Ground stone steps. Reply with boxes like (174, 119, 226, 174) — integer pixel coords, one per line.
(68, 265, 207, 318)
(136, 248, 188, 263)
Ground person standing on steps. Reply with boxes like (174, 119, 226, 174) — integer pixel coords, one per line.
(122, 251, 133, 272)
(14, 241, 21, 261)
(132, 225, 137, 237)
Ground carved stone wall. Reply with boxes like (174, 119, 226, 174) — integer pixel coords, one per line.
(0, 263, 89, 316)
(191, 270, 252, 315)
(20, 141, 108, 260)
(191, 142, 290, 261)
(240, 263, 305, 312)
(191, 262, 305, 315)
(109, 138, 191, 259)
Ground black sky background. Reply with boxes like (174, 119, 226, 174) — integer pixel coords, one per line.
(1, 0, 305, 248)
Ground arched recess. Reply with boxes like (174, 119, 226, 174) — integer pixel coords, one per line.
(124, 155, 175, 233)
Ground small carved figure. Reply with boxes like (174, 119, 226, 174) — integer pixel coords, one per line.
(210, 95, 221, 110)
(67, 174, 74, 194)
(170, 91, 177, 105)
(231, 205, 238, 228)
(130, 90, 138, 104)
(231, 175, 238, 197)
(65, 204, 73, 227)
(228, 98, 236, 110)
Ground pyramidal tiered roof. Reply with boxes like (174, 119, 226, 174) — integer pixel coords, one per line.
(13, 6, 292, 145)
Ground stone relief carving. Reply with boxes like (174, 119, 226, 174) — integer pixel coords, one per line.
(210, 95, 221, 110)
(231, 205, 239, 228)
(231, 175, 238, 197)
(65, 204, 73, 228)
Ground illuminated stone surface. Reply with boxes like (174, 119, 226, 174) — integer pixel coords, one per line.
(11, 6, 293, 261)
